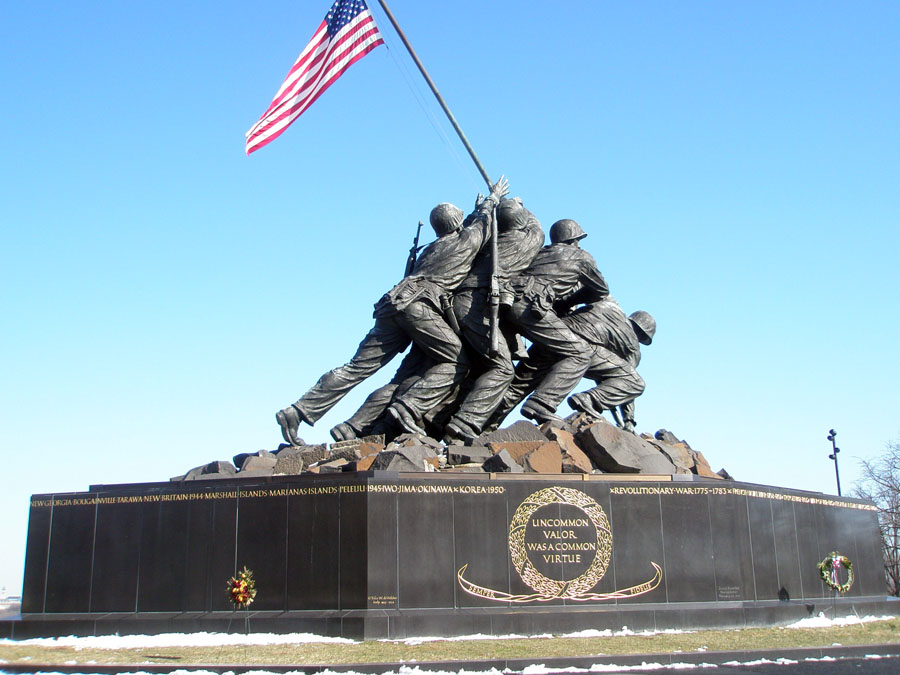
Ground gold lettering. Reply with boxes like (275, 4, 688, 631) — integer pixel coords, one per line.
(531, 518, 590, 528)
(541, 553, 582, 564)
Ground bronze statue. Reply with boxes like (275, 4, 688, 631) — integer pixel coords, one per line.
(273, 177, 663, 446)
(276, 178, 509, 445)
(495, 219, 609, 424)
(489, 299, 656, 432)
(442, 198, 545, 443)
(329, 346, 430, 441)
(569, 308, 655, 431)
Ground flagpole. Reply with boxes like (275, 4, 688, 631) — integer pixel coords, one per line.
(375, 0, 492, 189)
(375, 0, 502, 355)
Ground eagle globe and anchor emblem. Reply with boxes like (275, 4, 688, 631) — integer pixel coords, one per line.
(457, 487, 662, 602)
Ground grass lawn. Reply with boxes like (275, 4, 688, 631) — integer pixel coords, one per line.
(1, 619, 899, 666)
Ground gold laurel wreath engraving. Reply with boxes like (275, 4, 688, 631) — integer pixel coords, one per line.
(457, 486, 663, 603)
(457, 561, 662, 603)
(508, 486, 612, 597)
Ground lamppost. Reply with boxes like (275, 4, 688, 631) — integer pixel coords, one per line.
(827, 429, 841, 496)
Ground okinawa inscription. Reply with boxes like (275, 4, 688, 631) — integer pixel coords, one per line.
(457, 486, 662, 602)
(22, 474, 887, 638)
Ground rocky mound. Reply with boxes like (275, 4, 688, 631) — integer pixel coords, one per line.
(172, 414, 730, 481)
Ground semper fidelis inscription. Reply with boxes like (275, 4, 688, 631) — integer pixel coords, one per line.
(458, 486, 661, 602)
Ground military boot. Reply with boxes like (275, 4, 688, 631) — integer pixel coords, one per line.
(276, 404, 312, 446)
(567, 393, 605, 420)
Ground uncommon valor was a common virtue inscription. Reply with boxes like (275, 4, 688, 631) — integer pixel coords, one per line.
(458, 486, 661, 602)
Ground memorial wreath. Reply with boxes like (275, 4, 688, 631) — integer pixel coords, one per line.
(227, 566, 257, 608)
(817, 551, 854, 594)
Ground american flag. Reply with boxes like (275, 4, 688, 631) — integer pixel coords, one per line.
(245, 0, 384, 155)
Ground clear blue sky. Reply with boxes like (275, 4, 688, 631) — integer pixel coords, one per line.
(2, 1, 898, 595)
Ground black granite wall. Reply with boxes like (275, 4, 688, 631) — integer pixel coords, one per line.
(22, 474, 884, 619)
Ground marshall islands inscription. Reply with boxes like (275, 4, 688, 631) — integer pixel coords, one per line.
(6, 0, 894, 644)
(15, 472, 889, 639)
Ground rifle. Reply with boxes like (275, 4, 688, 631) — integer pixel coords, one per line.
(488, 210, 500, 356)
(404, 220, 424, 277)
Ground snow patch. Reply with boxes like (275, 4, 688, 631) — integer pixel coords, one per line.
(523, 664, 716, 673)
(785, 613, 895, 629)
(386, 627, 689, 646)
(1, 631, 357, 649)
(723, 658, 798, 666)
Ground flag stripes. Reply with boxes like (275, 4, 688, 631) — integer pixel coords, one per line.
(245, 2, 384, 155)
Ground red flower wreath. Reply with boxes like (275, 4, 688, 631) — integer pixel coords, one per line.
(227, 566, 257, 609)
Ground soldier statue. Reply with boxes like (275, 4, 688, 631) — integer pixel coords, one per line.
(442, 197, 545, 443)
(328, 346, 429, 441)
(276, 177, 509, 445)
(488, 299, 656, 432)
(567, 306, 655, 431)
(496, 219, 609, 424)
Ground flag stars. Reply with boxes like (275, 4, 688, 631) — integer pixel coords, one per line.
(326, 0, 369, 37)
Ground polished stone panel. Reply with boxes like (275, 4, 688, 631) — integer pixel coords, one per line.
(236, 489, 287, 611)
(339, 487, 368, 610)
(452, 485, 512, 608)
(793, 501, 824, 600)
(396, 489, 456, 609)
(208, 495, 238, 612)
(709, 492, 756, 601)
(771, 500, 803, 602)
(18, 474, 888, 639)
(850, 508, 886, 597)
(747, 498, 779, 600)
(608, 490, 666, 605)
(137, 500, 189, 612)
(21, 503, 51, 613)
(43, 501, 95, 613)
(660, 493, 716, 603)
(182, 499, 215, 612)
(286, 488, 341, 610)
(366, 484, 399, 609)
(90, 502, 142, 612)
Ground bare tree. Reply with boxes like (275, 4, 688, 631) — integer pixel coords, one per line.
(853, 440, 900, 596)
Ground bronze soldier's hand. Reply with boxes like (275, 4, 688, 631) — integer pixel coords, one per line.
(481, 176, 509, 211)
(490, 175, 510, 200)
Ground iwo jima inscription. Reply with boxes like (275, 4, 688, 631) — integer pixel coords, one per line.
(10, 2, 891, 644)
